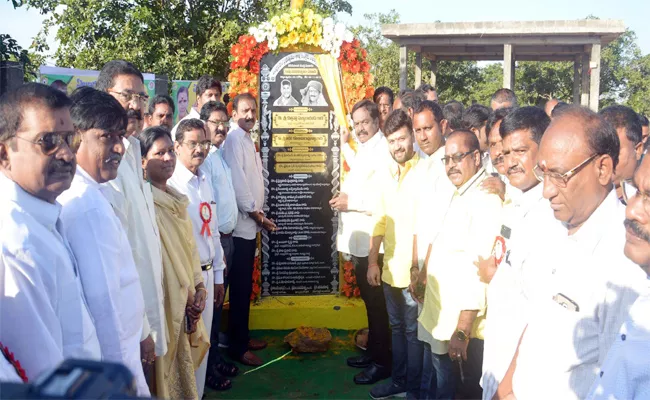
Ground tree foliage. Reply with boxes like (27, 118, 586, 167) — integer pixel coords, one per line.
(0, 33, 40, 81)
(20, 0, 351, 80)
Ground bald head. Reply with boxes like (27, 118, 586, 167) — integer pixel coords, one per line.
(447, 129, 481, 153)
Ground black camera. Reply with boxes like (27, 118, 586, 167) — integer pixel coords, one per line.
(0, 359, 148, 399)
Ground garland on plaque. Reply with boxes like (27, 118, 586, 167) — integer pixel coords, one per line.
(227, 3, 373, 300)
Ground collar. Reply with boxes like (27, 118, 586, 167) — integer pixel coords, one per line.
(515, 181, 543, 214)
(389, 152, 420, 181)
(228, 125, 250, 138)
(569, 189, 620, 251)
(174, 159, 203, 184)
(0, 173, 61, 231)
(455, 167, 487, 196)
(75, 166, 100, 187)
(189, 108, 200, 119)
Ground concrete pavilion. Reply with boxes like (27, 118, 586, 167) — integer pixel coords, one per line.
(381, 20, 625, 110)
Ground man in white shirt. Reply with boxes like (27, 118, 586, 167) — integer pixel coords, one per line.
(0, 83, 100, 382)
(168, 118, 226, 398)
(222, 93, 277, 367)
(586, 148, 650, 399)
(58, 87, 149, 396)
(97, 61, 164, 385)
(171, 75, 222, 140)
(479, 106, 557, 400)
(199, 101, 241, 386)
(329, 100, 392, 385)
(495, 106, 647, 400)
(599, 105, 644, 203)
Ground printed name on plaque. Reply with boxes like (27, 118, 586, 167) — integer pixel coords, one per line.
(259, 52, 340, 296)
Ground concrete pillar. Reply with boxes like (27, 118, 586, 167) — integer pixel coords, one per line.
(573, 55, 581, 104)
(414, 52, 422, 89)
(580, 51, 590, 106)
(430, 57, 437, 88)
(0, 61, 24, 96)
(589, 42, 601, 111)
(399, 46, 407, 92)
(503, 44, 515, 89)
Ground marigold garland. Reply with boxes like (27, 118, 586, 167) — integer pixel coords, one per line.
(251, 235, 262, 302)
(341, 260, 361, 298)
(227, 8, 374, 114)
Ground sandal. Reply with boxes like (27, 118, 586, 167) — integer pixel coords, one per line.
(214, 361, 239, 377)
(206, 374, 232, 391)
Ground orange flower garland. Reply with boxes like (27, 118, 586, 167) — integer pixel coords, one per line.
(338, 39, 374, 112)
(226, 34, 374, 116)
(341, 260, 361, 298)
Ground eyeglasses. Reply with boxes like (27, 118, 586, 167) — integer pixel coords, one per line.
(207, 119, 229, 129)
(442, 151, 474, 165)
(533, 154, 599, 188)
(108, 90, 149, 105)
(181, 140, 212, 152)
(14, 131, 81, 155)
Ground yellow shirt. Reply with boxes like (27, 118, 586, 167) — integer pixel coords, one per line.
(419, 168, 503, 353)
(372, 153, 421, 288)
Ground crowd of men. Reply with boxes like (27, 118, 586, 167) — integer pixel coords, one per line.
(333, 85, 650, 400)
(0, 56, 649, 400)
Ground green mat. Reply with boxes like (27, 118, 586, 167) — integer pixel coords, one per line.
(204, 330, 379, 399)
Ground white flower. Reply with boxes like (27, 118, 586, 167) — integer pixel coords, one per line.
(344, 29, 354, 43)
(249, 27, 259, 36)
(334, 22, 346, 37)
(268, 36, 279, 50)
(323, 17, 334, 28)
(332, 46, 341, 59)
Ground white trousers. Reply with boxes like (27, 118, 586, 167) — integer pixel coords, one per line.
(195, 270, 214, 399)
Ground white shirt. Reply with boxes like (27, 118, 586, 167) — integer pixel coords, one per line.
(171, 107, 200, 141)
(103, 136, 166, 356)
(337, 131, 391, 257)
(512, 190, 647, 400)
(169, 161, 225, 283)
(222, 126, 265, 240)
(0, 174, 100, 381)
(201, 146, 238, 235)
(481, 183, 564, 400)
(58, 167, 149, 396)
(586, 280, 650, 400)
(414, 145, 456, 267)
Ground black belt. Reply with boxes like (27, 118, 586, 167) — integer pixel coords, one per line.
(201, 262, 213, 271)
(219, 231, 233, 238)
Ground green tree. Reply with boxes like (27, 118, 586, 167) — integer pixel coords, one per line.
(18, 0, 351, 80)
(0, 33, 40, 81)
(351, 11, 482, 103)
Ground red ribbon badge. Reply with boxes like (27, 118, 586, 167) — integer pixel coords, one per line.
(199, 202, 212, 237)
(491, 236, 507, 266)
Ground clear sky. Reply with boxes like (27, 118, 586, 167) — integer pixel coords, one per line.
(1, 0, 648, 64)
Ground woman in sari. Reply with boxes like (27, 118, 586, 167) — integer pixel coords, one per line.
(138, 126, 210, 399)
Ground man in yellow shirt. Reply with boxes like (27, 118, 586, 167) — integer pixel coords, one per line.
(368, 109, 423, 399)
(418, 130, 503, 399)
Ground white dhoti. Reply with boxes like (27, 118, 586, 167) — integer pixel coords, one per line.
(195, 269, 214, 399)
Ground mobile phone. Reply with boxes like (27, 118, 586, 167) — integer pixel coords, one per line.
(553, 293, 580, 312)
(185, 314, 192, 332)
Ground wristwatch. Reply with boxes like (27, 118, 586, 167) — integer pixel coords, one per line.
(455, 330, 469, 342)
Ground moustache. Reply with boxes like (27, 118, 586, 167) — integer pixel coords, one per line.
(105, 154, 122, 164)
(447, 168, 461, 176)
(49, 159, 74, 173)
(624, 219, 650, 243)
(357, 129, 368, 136)
(493, 155, 504, 165)
(508, 165, 524, 175)
(126, 109, 142, 120)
